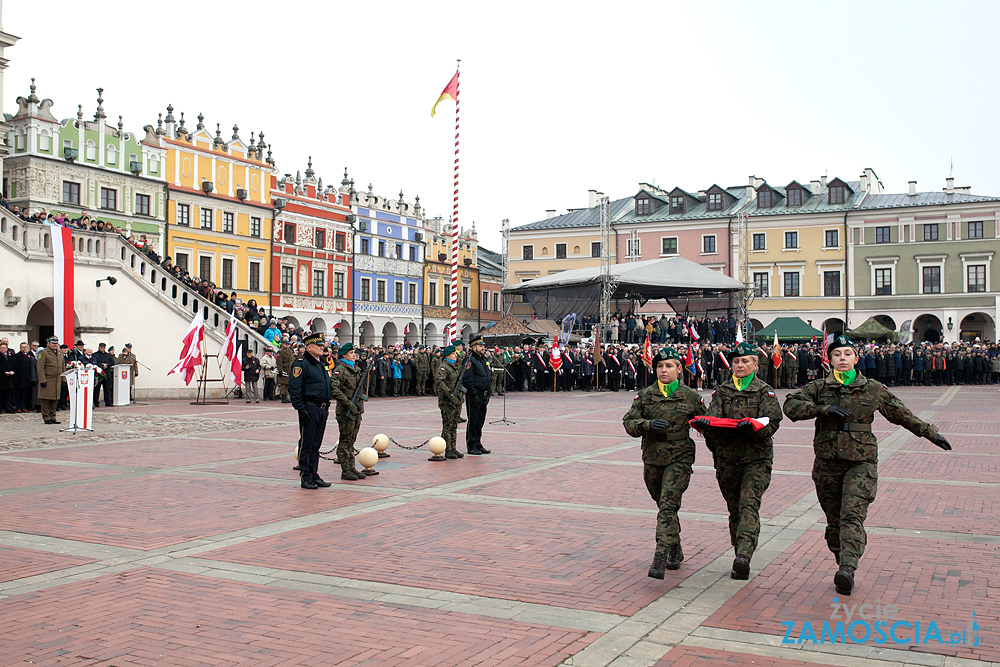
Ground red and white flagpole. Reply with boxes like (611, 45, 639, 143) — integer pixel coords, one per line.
(449, 61, 461, 344)
(53, 226, 75, 344)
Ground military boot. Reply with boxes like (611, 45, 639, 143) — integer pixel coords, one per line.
(648, 551, 667, 580)
(665, 545, 683, 570)
(731, 555, 751, 580)
(341, 470, 362, 481)
(445, 450, 459, 459)
(834, 565, 855, 595)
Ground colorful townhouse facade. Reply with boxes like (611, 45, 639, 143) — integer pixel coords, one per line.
(478, 246, 504, 327)
(421, 216, 480, 345)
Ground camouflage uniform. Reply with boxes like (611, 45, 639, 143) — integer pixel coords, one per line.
(784, 350, 799, 389)
(783, 372, 939, 568)
(434, 359, 464, 455)
(704, 375, 783, 558)
(330, 359, 367, 475)
(415, 349, 431, 396)
(491, 352, 506, 396)
(623, 383, 706, 553)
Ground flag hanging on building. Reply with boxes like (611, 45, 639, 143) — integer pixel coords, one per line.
(52, 226, 75, 345)
(431, 71, 459, 118)
(771, 332, 782, 368)
(167, 312, 205, 385)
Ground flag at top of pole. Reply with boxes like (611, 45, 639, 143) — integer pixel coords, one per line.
(431, 71, 459, 118)
(432, 62, 462, 342)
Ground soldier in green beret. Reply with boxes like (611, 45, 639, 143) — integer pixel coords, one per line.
(693, 341, 783, 581)
(624, 347, 707, 579)
(434, 345, 465, 459)
(329, 343, 370, 481)
(784, 335, 951, 595)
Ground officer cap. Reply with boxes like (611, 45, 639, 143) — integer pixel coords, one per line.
(470, 336, 485, 346)
(98, 342, 106, 347)
(75, 340, 85, 346)
(827, 334, 855, 356)
(653, 348, 682, 364)
(125, 343, 132, 349)
(338, 342, 355, 355)
(46, 336, 59, 344)
(442, 345, 456, 357)
(727, 341, 758, 361)
(303, 332, 325, 347)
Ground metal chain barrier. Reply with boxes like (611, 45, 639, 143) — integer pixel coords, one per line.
(387, 437, 427, 450)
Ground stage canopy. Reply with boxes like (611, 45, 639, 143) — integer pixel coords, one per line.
(503, 257, 745, 320)
(848, 316, 898, 342)
(753, 316, 823, 341)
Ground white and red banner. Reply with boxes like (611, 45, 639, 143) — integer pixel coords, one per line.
(689, 323, 700, 341)
(168, 312, 205, 385)
(771, 332, 782, 369)
(63, 367, 94, 432)
(228, 342, 242, 387)
(52, 226, 75, 344)
(718, 351, 731, 370)
(550, 339, 563, 372)
(221, 311, 242, 387)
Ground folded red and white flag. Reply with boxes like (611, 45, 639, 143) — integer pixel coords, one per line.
(689, 416, 770, 432)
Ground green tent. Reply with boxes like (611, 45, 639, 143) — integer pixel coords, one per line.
(847, 316, 897, 343)
(753, 316, 823, 341)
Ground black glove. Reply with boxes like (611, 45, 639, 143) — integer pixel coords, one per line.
(932, 434, 952, 451)
(298, 408, 311, 422)
(691, 416, 712, 429)
(736, 418, 755, 432)
(40, 381, 47, 388)
(648, 418, 669, 432)
(825, 405, 851, 419)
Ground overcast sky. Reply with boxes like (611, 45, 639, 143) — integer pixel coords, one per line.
(6, 1, 998, 250)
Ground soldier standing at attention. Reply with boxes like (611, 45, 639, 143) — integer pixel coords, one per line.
(36, 336, 65, 424)
(623, 348, 706, 579)
(434, 344, 465, 459)
(330, 343, 369, 480)
(783, 335, 951, 595)
(277, 340, 295, 403)
(693, 341, 783, 581)
(415, 345, 431, 396)
(462, 336, 492, 455)
(288, 332, 333, 489)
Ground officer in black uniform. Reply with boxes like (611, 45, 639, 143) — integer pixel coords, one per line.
(288, 332, 333, 489)
(462, 336, 492, 455)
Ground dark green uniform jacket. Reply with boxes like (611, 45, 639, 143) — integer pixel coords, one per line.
(623, 383, 706, 466)
(704, 375, 783, 462)
(434, 361, 463, 407)
(330, 360, 366, 418)
(783, 372, 938, 463)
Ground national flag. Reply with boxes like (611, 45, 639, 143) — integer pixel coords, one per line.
(736, 322, 744, 343)
(689, 416, 771, 432)
(222, 311, 242, 387)
(227, 342, 243, 387)
(641, 334, 653, 368)
(688, 322, 700, 341)
(550, 338, 563, 372)
(771, 332, 782, 368)
(684, 344, 696, 376)
(718, 351, 731, 370)
(52, 226, 75, 345)
(431, 71, 459, 118)
(820, 327, 831, 372)
(167, 312, 205, 385)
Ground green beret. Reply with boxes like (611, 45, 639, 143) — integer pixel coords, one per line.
(469, 336, 485, 346)
(442, 345, 456, 357)
(303, 332, 325, 347)
(727, 341, 758, 361)
(827, 334, 855, 356)
(653, 348, 681, 364)
(338, 342, 354, 355)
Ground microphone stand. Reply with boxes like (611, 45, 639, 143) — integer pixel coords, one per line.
(489, 367, 516, 426)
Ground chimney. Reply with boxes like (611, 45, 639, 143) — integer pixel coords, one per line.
(809, 180, 822, 195)
(859, 173, 868, 192)
(945, 177, 955, 195)
(745, 185, 755, 201)
(820, 175, 828, 189)
(545, 209, 557, 219)
(908, 181, 917, 196)
(588, 189, 598, 208)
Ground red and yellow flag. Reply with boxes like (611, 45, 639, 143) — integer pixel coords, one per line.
(431, 71, 459, 118)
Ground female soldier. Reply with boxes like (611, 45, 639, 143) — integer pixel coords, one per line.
(624, 348, 706, 579)
(784, 335, 951, 595)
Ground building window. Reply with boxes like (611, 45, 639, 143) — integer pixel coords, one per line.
(627, 238, 641, 257)
(199, 256, 212, 281)
(176, 204, 190, 226)
(62, 181, 81, 204)
(923, 224, 939, 241)
(100, 187, 117, 211)
(968, 221, 984, 239)
(222, 212, 234, 234)
(393, 242, 402, 259)
(875, 268, 892, 295)
(429, 282, 437, 306)
(409, 283, 417, 304)
(360, 278, 371, 301)
(703, 235, 716, 254)
(313, 270, 324, 296)
(636, 197, 651, 215)
(249, 262, 260, 291)
(283, 222, 295, 242)
(335, 233, 345, 251)
(394, 282, 403, 303)
(135, 193, 151, 216)
(875, 226, 890, 243)
(281, 266, 294, 293)
(753, 272, 769, 297)
(752, 233, 766, 250)
(787, 188, 802, 207)
(707, 193, 723, 211)
(39, 131, 52, 152)
(85, 140, 96, 161)
(482, 290, 489, 309)
(922, 266, 941, 293)
(824, 271, 841, 296)
(591, 242, 601, 258)
(661, 237, 677, 255)
(784, 231, 798, 249)
(968, 265, 986, 292)
(106, 145, 117, 165)
(556, 243, 567, 259)
(757, 190, 772, 209)
(522, 245, 533, 260)
(201, 209, 214, 230)
(334, 272, 344, 298)
(444, 283, 451, 306)
(670, 196, 685, 214)
(462, 286, 470, 308)
(783, 272, 800, 297)
(829, 185, 845, 204)
(361, 238, 370, 255)
(378, 240, 385, 257)
(249, 216, 261, 237)
(824, 229, 839, 248)
(493, 292, 500, 311)
(222, 258, 234, 289)
(149, 154, 159, 174)
(175, 252, 189, 270)
(377, 280, 386, 302)
(409, 246, 417, 262)
(315, 229, 326, 249)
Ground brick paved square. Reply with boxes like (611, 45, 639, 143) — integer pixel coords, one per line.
(197, 498, 734, 615)
(0, 545, 95, 584)
(879, 451, 1000, 482)
(704, 531, 997, 663)
(655, 646, 837, 666)
(0, 568, 597, 666)
(0, 460, 125, 491)
(0, 475, 389, 550)
(866, 480, 1000, 535)
(16, 437, 287, 468)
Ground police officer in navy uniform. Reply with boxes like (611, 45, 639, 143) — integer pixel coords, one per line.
(462, 336, 493, 455)
(288, 332, 333, 489)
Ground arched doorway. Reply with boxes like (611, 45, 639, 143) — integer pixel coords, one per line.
(747, 319, 764, 336)
(460, 324, 474, 343)
(310, 317, 327, 333)
(423, 322, 438, 347)
(26, 298, 79, 344)
(285, 315, 300, 329)
(358, 320, 375, 346)
(874, 314, 896, 331)
(913, 314, 942, 344)
(822, 318, 846, 335)
(336, 319, 351, 344)
(382, 321, 398, 347)
(960, 312, 995, 342)
(402, 320, 417, 346)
